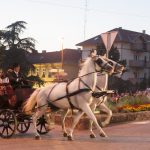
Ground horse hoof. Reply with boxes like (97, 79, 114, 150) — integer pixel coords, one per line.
(63, 132, 68, 137)
(99, 133, 107, 138)
(68, 135, 73, 141)
(90, 134, 96, 138)
(35, 135, 41, 140)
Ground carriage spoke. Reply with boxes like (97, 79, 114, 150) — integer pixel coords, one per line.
(17, 118, 30, 133)
(0, 110, 16, 138)
(43, 123, 46, 130)
(7, 124, 14, 132)
(40, 124, 43, 131)
(6, 127, 9, 136)
(2, 126, 6, 134)
(7, 114, 11, 120)
(37, 122, 40, 126)
(0, 119, 3, 127)
(20, 124, 23, 131)
(24, 123, 28, 128)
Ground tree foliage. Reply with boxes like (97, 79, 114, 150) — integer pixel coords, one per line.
(0, 21, 36, 74)
(0, 21, 43, 87)
(108, 46, 120, 61)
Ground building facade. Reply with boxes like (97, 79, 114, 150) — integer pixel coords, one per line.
(76, 28, 150, 84)
(27, 49, 81, 86)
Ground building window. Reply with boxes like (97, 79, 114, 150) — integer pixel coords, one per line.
(36, 69, 39, 76)
(42, 72, 45, 78)
(144, 73, 147, 78)
(144, 56, 147, 63)
(134, 72, 138, 78)
(48, 72, 51, 78)
(42, 69, 45, 78)
(134, 55, 139, 61)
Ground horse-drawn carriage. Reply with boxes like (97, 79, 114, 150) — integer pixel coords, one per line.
(0, 52, 125, 140)
(0, 87, 49, 138)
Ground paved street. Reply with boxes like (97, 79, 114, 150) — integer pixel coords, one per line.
(1, 121, 150, 150)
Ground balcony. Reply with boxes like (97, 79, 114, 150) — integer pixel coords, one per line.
(146, 61, 150, 68)
(129, 60, 145, 68)
(128, 78, 144, 84)
(131, 44, 147, 52)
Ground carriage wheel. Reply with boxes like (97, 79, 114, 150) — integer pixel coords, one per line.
(0, 109, 17, 138)
(36, 115, 49, 135)
(16, 114, 31, 133)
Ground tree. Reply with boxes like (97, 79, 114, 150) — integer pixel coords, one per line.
(1, 21, 35, 51)
(96, 44, 120, 61)
(0, 45, 5, 68)
(108, 46, 120, 61)
(0, 21, 36, 74)
(96, 43, 106, 56)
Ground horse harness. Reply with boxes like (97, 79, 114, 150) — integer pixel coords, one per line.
(47, 71, 108, 111)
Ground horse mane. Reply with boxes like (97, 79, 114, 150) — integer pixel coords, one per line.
(78, 57, 93, 76)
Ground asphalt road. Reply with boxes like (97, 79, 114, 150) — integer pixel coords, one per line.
(1, 121, 150, 150)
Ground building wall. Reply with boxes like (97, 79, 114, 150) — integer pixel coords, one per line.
(29, 62, 79, 86)
(29, 63, 62, 83)
(79, 37, 150, 84)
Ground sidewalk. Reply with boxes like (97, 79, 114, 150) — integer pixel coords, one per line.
(54, 111, 150, 129)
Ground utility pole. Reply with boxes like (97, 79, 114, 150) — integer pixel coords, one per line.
(61, 37, 64, 69)
(83, 0, 87, 40)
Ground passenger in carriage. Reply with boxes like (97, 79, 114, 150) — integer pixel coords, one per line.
(0, 70, 9, 95)
(0, 70, 16, 108)
(7, 63, 30, 89)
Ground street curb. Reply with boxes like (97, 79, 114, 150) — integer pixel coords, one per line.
(54, 111, 150, 130)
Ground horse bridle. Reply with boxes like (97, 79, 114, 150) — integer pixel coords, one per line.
(46, 58, 113, 110)
(94, 58, 113, 73)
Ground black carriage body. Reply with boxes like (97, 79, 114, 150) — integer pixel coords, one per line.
(0, 88, 51, 138)
(0, 88, 34, 138)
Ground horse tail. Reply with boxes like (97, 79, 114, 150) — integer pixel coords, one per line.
(23, 88, 41, 115)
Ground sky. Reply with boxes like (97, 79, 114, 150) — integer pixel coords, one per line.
(1, 0, 150, 52)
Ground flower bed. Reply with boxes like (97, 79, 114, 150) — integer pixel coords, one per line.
(107, 95, 150, 113)
(118, 104, 150, 112)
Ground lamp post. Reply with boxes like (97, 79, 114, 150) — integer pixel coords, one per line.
(61, 37, 64, 69)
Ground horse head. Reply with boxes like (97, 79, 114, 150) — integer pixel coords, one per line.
(103, 57, 125, 75)
(90, 50, 114, 75)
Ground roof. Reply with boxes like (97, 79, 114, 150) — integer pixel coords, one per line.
(76, 28, 150, 46)
(26, 49, 81, 64)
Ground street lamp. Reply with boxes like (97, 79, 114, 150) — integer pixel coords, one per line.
(61, 37, 64, 69)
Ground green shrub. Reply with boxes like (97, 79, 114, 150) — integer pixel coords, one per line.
(107, 95, 150, 113)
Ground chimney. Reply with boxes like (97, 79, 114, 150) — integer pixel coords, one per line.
(142, 30, 146, 34)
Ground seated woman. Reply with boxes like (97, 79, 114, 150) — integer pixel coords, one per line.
(0, 70, 16, 108)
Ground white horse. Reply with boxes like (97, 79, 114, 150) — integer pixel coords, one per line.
(23, 53, 114, 140)
(89, 58, 124, 138)
(61, 57, 124, 138)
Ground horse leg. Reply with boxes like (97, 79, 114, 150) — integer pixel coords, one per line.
(61, 109, 70, 137)
(81, 103, 107, 138)
(89, 103, 97, 138)
(32, 107, 47, 139)
(67, 110, 84, 141)
(44, 113, 55, 131)
(99, 103, 112, 127)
